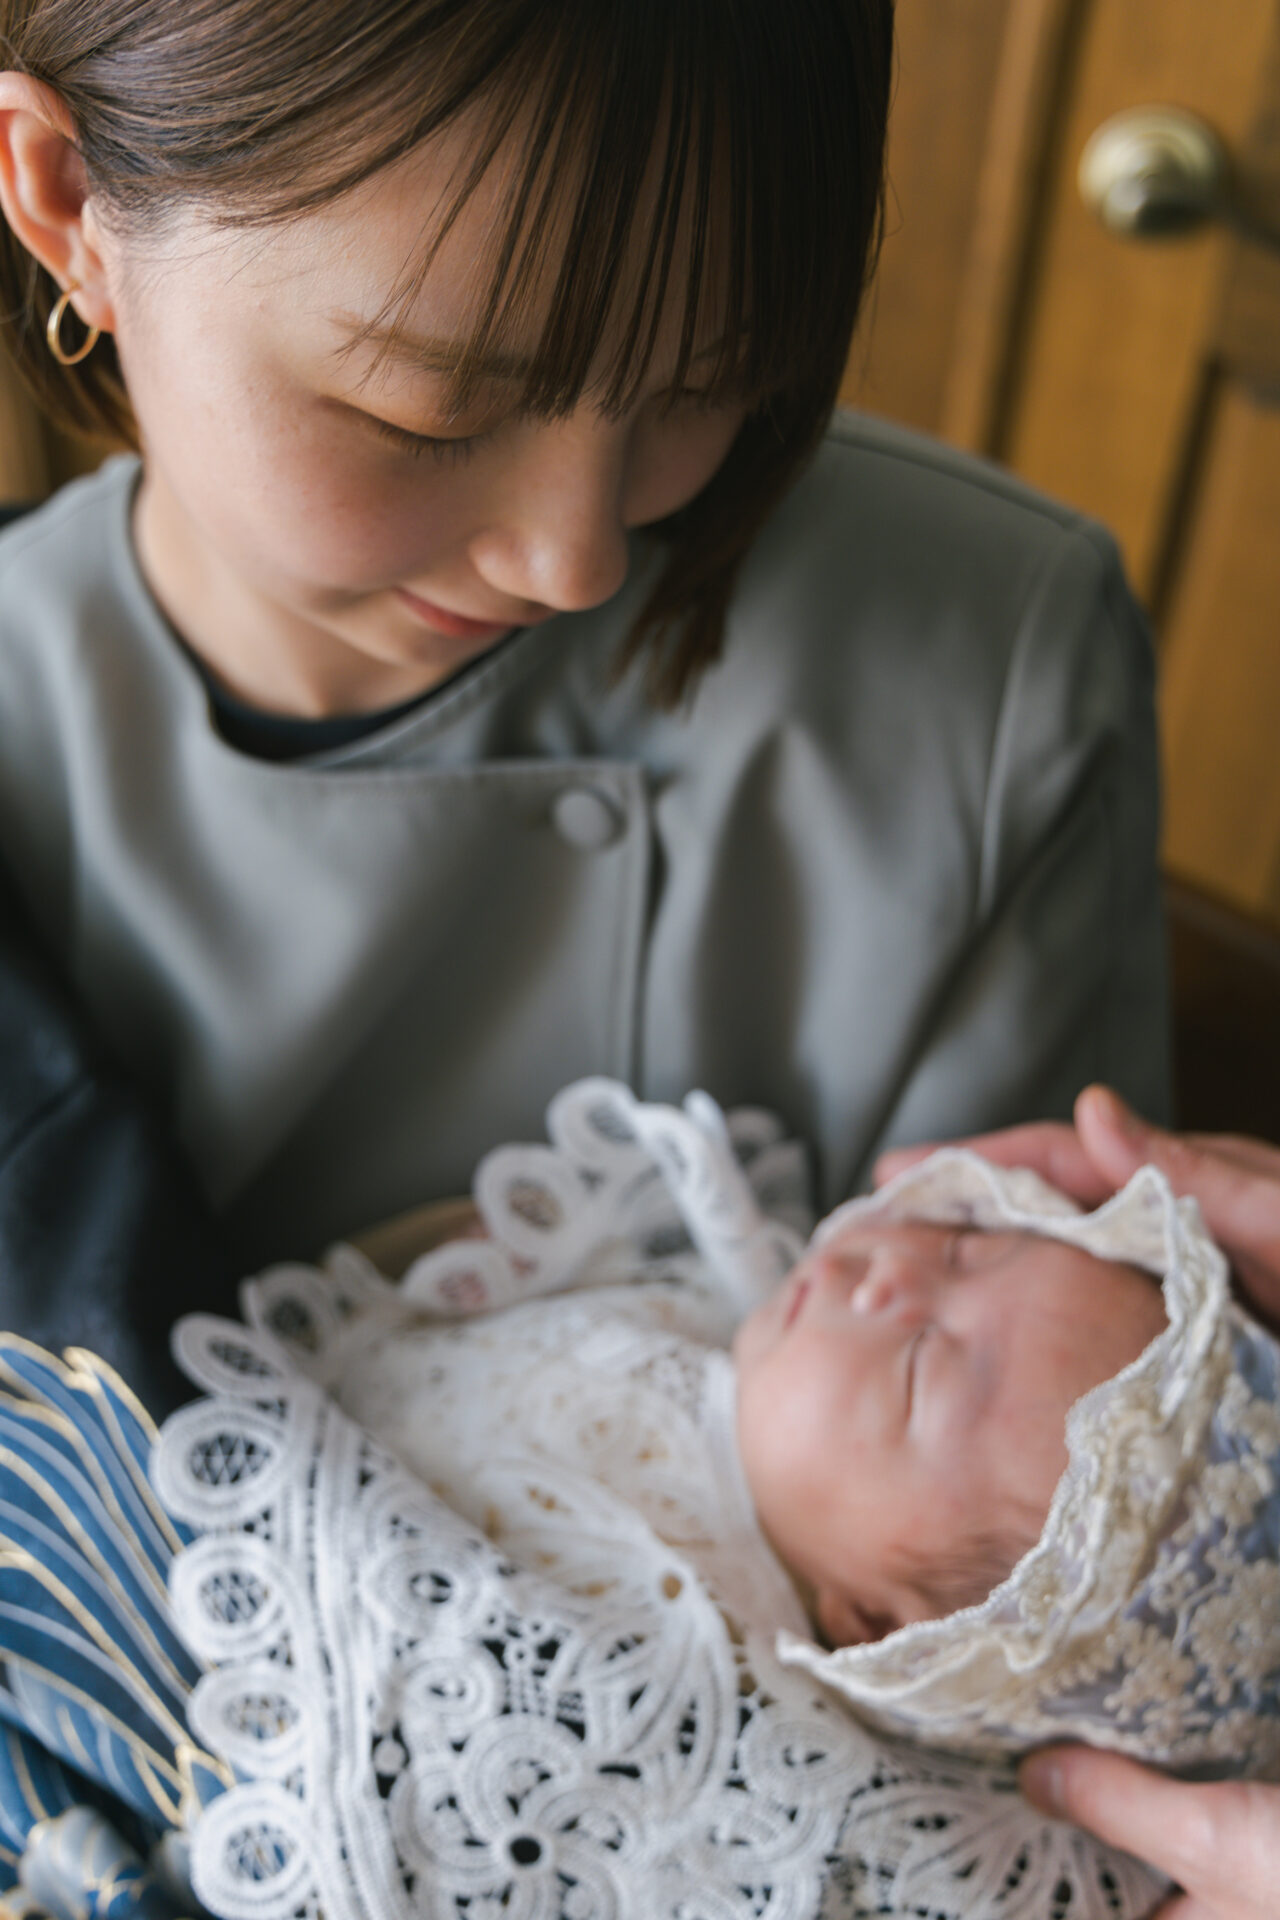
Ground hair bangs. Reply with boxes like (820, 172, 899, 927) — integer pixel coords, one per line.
(358, 1, 847, 431)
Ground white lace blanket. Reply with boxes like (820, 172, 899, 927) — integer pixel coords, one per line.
(151, 1083, 1168, 1919)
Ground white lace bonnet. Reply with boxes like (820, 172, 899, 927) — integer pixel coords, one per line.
(777, 1148, 1280, 1779)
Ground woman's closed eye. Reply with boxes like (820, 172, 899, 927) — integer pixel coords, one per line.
(359, 376, 740, 470)
(651, 384, 735, 417)
(368, 414, 495, 465)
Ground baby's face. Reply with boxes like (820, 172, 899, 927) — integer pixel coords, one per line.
(732, 1219, 1168, 1644)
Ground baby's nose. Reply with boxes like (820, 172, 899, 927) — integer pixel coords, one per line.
(845, 1250, 933, 1323)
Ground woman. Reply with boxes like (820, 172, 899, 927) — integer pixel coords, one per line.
(0, 2, 1165, 1371)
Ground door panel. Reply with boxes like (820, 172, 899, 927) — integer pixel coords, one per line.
(845, 0, 1016, 430)
(848, 0, 1280, 933)
(0, 350, 50, 500)
(1160, 388, 1280, 915)
(1003, 0, 1275, 597)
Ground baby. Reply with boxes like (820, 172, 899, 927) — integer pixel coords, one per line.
(326, 1128, 1168, 1659)
(274, 1078, 1182, 1689)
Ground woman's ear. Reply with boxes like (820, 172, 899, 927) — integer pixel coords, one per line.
(814, 1585, 900, 1648)
(0, 74, 117, 334)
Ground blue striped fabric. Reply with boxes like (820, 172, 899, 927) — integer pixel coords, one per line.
(0, 1336, 228, 1918)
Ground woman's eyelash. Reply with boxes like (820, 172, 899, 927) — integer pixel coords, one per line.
(656, 386, 728, 414)
(369, 384, 726, 462)
(370, 416, 490, 465)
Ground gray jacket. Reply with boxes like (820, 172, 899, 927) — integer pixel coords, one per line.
(0, 412, 1169, 1261)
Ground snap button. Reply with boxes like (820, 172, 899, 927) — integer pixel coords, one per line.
(550, 786, 624, 851)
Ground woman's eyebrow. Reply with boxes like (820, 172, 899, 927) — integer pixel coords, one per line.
(329, 316, 533, 381)
(328, 314, 739, 383)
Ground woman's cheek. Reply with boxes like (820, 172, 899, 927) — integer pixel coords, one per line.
(624, 405, 746, 526)
(237, 419, 466, 595)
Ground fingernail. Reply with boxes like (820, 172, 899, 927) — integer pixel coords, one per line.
(1020, 1752, 1065, 1814)
(1091, 1086, 1142, 1140)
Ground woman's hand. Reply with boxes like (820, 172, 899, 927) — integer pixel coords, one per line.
(1019, 1746, 1280, 1919)
(875, 1085, 1280, 1330)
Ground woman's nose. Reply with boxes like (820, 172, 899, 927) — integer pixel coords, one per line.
(472, 416, 632, 614)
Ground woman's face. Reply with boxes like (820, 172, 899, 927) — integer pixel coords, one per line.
(98, 122, 749, 712)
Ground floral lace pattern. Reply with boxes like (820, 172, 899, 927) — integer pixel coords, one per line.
(389, 1078, 811, 1321)
(153, 1082, 1170, 1918)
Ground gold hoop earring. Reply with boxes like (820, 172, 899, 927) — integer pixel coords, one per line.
(46, 284, 101, 367)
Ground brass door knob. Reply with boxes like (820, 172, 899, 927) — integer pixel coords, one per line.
(1079, 107, 1228, 238)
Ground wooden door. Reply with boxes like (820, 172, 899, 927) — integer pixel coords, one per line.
(0, 337, 52, 499)
(847, 0, 1280, 933)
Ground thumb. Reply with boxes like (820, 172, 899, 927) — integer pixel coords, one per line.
(1072, 1085, 1154, 1189)
(1020, 1746, 1280, 1917)
(1019, 1745, 1186, 1867)
(1075, 1086, 1280, 1323)
(1076, 1085, 1254, 1237)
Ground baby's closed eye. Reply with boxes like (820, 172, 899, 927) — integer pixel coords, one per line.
(945, 1228, 1024, 1271)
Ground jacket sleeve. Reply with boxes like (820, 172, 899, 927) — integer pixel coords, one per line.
(0, 854, 242, 1415)
(863, 522, 1171, 1172)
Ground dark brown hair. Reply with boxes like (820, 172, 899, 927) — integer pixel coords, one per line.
(0, 0, 893, 701)
(897, 1523, 1038, 1621)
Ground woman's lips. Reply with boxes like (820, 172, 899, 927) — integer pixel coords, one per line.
(393, 586, 520, 641)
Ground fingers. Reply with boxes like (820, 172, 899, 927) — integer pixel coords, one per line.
(1019, 1746, 1199, 1867)
(1076, 1088, 1276, 1222)
(1075, 1088, 1280, 1322)
(1019, 1747, 1280, 1919)
(1072, 1085, 1150, 1187)
(1183, 1132, 1280, 1182)
(875, 1122, 1112, 1204)
(874, 1089, 1280, 1329)
(873, 1142, 934, 1183)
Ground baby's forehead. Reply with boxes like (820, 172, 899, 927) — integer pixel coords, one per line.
(824, 1215, 1140, 1289)
(822, 1215, 1025, 1252)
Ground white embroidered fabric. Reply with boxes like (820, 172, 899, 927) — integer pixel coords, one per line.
(153, 1081, 1168, 1920)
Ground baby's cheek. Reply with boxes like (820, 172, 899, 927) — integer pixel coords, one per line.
(730, 1301, 772, 1369)
(986, 1394, 1071, 1525)
(735, 1365, 813, 1524)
